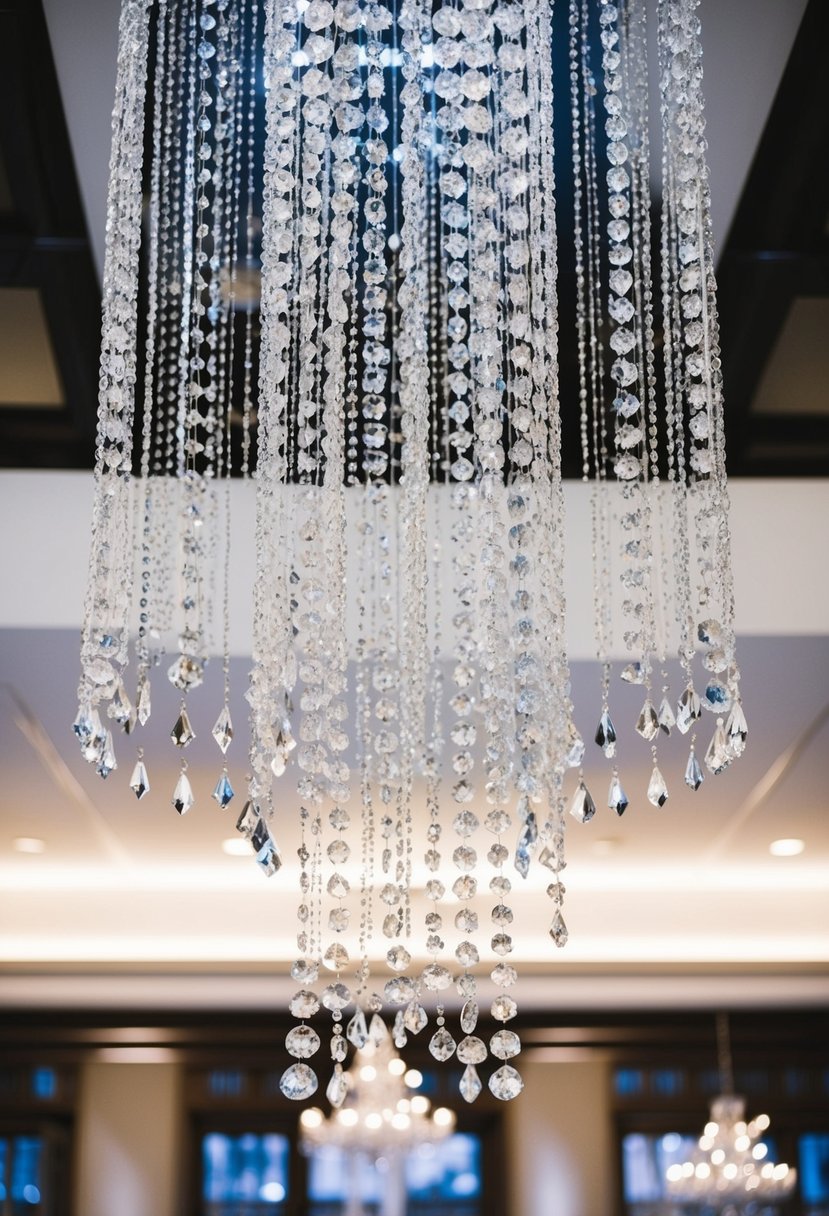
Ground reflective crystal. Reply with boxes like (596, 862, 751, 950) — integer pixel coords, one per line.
(489, 1064, 524, 1101)
(455, 941, 479, 967)
(421, 963, 452, 991)
(323, 944, 349, 970)
(569, 782, 596, 824)
(129, 758, 149, 800)
(286, 1024, 320, 1059)
(211, 707, 233, 755)
(171, 706, 196, 748)
(608, 774, 628, 816)
(429, 1027, 457, 1061)
(491, 963, 518, 988)
(279, 1062, 318, 1101)
(321, 982, 350, 1011)
(172, 770, 194, 815)
(236, 800, 258, 838)
(702, 679, 732, 714)
(96, 731, 116, 778)
(657, 697, 676, 735)
(460, 999, 479, 1034)
(491, 995, 518, 1022)
(368, 1013, 388, 1046)
(684, 749, 704, 791)
(725, 700, 747, 757)
(636, 700, 660, 742)
(676, 685, 702, 734)
(386, 945, 411, 972)
(326, 1064, 348, 1108)
(704, 719, 732, 775)
(459, 1063, 482, 1103)
(647, 766, 669, 808)
(490, 1029, 521, 1060)
(595, 710, 617, 757)
(550, 910, 568, 947)
(211, 771, 234, 808)
(289, 990, 320, 1018)
(346, 1009, 368, 1048)
(290, 958, 319, 984)
(384, 976, 415, 1006)
(457, 1035, 487, 1065)
(403, 1000, 428, 1034)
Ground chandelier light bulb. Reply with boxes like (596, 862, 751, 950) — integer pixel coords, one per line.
(75, 0, 746, 1104)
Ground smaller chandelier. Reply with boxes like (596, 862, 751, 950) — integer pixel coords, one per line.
(299, 1016, 455, 1154)
(666, 1016, 796, 1213)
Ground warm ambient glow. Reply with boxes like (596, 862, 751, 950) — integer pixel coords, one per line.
(769, 838, 805, 856)
(12, 837, 45, 854)
(220, 838, 252, 857)
(404, 1069, 423, 1090)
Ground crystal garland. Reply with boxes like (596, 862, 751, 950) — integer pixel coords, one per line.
(74, 0, 747, 1105)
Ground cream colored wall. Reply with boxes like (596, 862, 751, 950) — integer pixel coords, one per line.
(505, 1055, 615, 1216)
(74, 1060, 183, 1216)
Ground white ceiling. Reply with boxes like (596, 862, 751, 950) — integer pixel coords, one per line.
(0, 0, 825, 1013)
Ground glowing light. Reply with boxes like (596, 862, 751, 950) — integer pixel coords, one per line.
(404, 1068, 422, 1089)
(300, 1108, 323, 1129)
(769, 838, 804, 857)
(13, 837, 45, 854)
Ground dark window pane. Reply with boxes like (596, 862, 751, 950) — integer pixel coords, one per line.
(615, 1069, 645, 1098)
(11, 1136, 43, 1209)
(650, 1070, 684, 1098)
(202, 1132, 289, 1210)
(622, 1132, 697, 1206)
(207, 1071, 246, 1099)
(31, 1069, 57, 1101)
(801, 1134, 829, 1204)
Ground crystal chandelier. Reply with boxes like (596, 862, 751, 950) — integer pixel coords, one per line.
(666, 1016, 796, 1213)
(74, 0, 747, 1104)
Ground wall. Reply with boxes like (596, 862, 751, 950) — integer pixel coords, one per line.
(74, 1059, 183, 1216)
(506, 1055, 615, 1216)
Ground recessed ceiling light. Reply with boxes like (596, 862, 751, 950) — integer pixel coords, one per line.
(221, 837, 251, 857)
(593, 837, 620, 856)
(769, 838, 805, 857)
(13, 837, 45, 854)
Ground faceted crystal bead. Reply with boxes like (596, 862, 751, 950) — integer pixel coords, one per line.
(702, 680, 732, 714)
(368, 1013, 388, 1046)
(168, 655, 204, 692)
(421, 963, 452, 992)
(129, 759, 149, 800)
(345, 1010, 368, 1049)
(569, 782, 596, 824)
(429, 1027, 457, 1061)
(455, 908, 478, 933)
(211, 772, 234, 808)
(172, 770, 194, 815)
(595, 710, 617, 758)
(136, 678, 151, 726)
(236, 801, 258, 838)
(403, 1001, 428, 1034)
(452, 876, 477, 901)
(491, 995, 518, 1022)
(636, 701, 660, 742)
(384, 977, 415, 1006)
(321, 982, 350, 1011)
(457, 1036, 487, 1065)
(386, 945, 411, 972)
(490, 1029, 521, 1060)
(286, 1024, 320, 1059)
(326, 1064, 348, 1108)
(456, 974, 477, 998)
(326, 873, 350, 899)
(459, 1063, 482, 1104)
(330, 1034, 347, 1063)
(647, 766, 669, 808)
(279, 1062, 318, 1101)
(455, 942, 479, 967)
(460, 999, 479, 1034)
(491, 934, 512, 956)
(96, 731, 116, 778)
(289, 990, 320, 1019)
(171, 707, 196, 748)
(489, 1065, 524, 1101)
(684, 749, 704, 791)
(491, 963, 518, 988)
(608, 774, 628, 816)
(212, 706, 233, 754)
(290, 959, 319, 984)
(323, 944, 349, 971)
(392, 1010, 407, 1050)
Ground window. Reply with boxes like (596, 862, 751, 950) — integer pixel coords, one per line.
(202, 1132, 291, 1214)
(800, 1134, 829, 1216)
(306, 1133, 482, 1216)
(0, 1135, 44, 1214)
(621, 1131, 698, 1216)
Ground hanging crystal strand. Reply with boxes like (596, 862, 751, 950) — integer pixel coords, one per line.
(247, 0, 297, 819)
(75, 0, 151, 772)
(282, 805, 321, 1101)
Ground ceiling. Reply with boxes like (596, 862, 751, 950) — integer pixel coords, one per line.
(0, 0, 827, 1014)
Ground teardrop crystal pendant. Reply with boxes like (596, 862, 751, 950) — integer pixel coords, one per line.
(136, 675, 151, 725)
(550, 910, 568, 947)
(657, 697, 676, 735)
(725, 700, 748, 757)
(326, 1064, 348, 1108)
(346, 1009, 368, 1049)
(685, 748, 704, 791)
(636, 700, 660, 742)
(96, 731, 117, 779)
(705, 718, 732, 775)
(172, 769, 194, 815)
(460, 999, 479, 1033)
(212, 771, 234, 808)
(212, 705, 233, 754)
(569, 781, 596, 824)
(647, 766, 668, 807)
(171, 706, 196, 747)
(489, 1064, 524, 1101)
(594, 710, 617, 757)
(676, 685, 702, 734)
(279, 1062, 318, 1101)
(129, 757, 149, 800)
(459, 1063, 482, 1104)
(608, 773, 629, 816)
